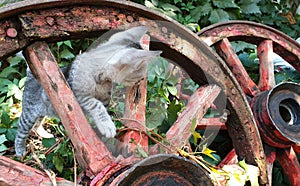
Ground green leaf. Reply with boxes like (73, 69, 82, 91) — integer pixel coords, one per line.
(0, 78, 12, 88)
(6, 128, 17, 141)
(0, 67, 19, 78)
(0, 144, 7, 152)
(167, 100, 182, 124)
(53, 155, 64, 173)
(1, 111, 11, 125)
(160, 3, 181, 12)
(190, 4, 212, 21)
(239, 2, 261, 14)
(146, 103, 165, 129)
(134, 145, 148, 158)
(151, 0, 159, 6)
(42, 138, 56, 148)
(167, 85, 177, 96)
(0, 128, 7, 134)
(0, 134, 7, 144)
(7, 55, 25, 66)
(18, 77, 27, 88)
(7, 83, 22, 100)
(60, 49, 75, 60)
(63, 40, 73, 49)
(208, 9, 230, 24)
(212, 0, 239, 9)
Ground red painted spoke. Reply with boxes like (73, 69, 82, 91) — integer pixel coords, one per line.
(214, 38, 259, 96)
(277, 147, 300, 186)
(264, 145, 276, 185)
(197, 117, 226, 130)
(258, 40, 275, 91)
(117, 35, 150, 154)
(166, 85, 221, 150)
(292, 144, 300, 155)
(218, 149, 237, 168)
(0, 156, 73, 185)
(25, 42, 114, 177)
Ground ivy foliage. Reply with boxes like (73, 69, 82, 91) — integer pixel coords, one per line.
(141, 0, 300, 38)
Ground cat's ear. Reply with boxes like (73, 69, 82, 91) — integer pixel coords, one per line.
(116, 50, 162, 70)
(109, 26, 148, 43)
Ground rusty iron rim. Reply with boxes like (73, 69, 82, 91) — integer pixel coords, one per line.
(115, 154, 214, 186)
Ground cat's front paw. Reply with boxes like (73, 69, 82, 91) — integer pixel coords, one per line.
(15, 144, 27, 157)
(97, 119, 116, 138)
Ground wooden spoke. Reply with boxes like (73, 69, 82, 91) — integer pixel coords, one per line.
(0, 156, 73, 185)
(24, 41, 114, 177)
(197, 117, 227, 130)
(214, 38, 259, 96)
(292, 144, 300, 154)
(264, 145, 276, 186)
(277, 147, 300, 186)
(258, 40, 276, 91)
(117, 35, 150, 154)
(166, 85, 221, 150)
(218, 149, 238, 168)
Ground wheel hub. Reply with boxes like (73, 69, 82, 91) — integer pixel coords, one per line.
(251, 82, 300, 148)
(116, 154, 214, 186)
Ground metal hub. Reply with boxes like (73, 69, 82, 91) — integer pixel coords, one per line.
(116, 154, 214, 186)
(251, 82, 300, 148)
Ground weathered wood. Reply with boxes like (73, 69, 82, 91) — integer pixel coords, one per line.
(198, 21, 300, 71)
(24, 41, 114, 177)
(166, 85, 221, 149)
(197, 117, 226, 130)
(258, 40, 275, 90)
(214, 38, 259, 96)
(118, 35, 150, 154)
(0, 156, 74, 186)
(277, 147, 300, 186)
(218, 149, 237, 168)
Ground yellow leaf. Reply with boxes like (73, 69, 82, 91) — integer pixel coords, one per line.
(202, 145, 217, 161)
(178, 148, 190, 157)
(192, 131, 202, 143)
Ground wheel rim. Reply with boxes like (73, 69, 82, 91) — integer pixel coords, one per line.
(0, 1, 267, 185)
(198, 20, 300, 185)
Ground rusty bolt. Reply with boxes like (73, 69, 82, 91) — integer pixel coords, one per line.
(231, 88, 237, 95)
(118, 14, 126, 19)
(127, 16, 134, 23)
(46, 17, 55, 26)
(162, 27, 168, 33)
(6, 28, 17, 38)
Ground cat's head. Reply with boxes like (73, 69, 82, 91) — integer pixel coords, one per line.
(103, 26, 162, 86)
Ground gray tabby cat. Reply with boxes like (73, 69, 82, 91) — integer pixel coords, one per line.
(15, 26, 161, 157)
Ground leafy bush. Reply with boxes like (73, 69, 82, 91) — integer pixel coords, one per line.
(141, 0, 299, 38)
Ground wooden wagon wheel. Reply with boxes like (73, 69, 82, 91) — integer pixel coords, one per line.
(0, 1, 269, 185)
(198, 21, 300, 185)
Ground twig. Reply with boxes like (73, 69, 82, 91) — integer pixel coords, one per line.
(30, 142, 57, 186)
(44, 137, 63, 156)
(117, 118, 145, 128)
(117, 126, 174, 153)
